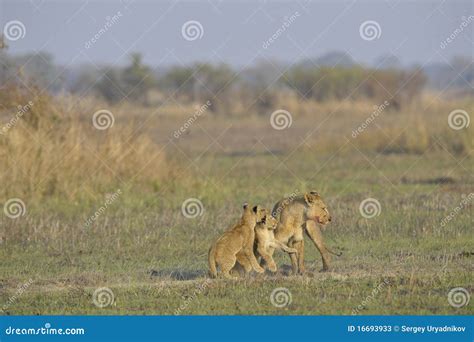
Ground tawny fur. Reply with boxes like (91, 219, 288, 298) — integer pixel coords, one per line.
(208, 204, 265, 279)
(270, 191, 338, 274)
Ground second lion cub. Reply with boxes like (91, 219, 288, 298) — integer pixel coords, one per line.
(236, 212, 297, 273)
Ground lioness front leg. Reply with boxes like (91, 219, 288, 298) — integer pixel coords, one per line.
(305, 220, 331, 271)
(288, 240, 299, 275)
(293, 240, 305, 274)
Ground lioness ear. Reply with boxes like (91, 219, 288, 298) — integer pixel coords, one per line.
(252, 205, 258, 214)
(310, 190, 319, 196)
(243, 203, 248, 209)
(304, 193, 317, 204)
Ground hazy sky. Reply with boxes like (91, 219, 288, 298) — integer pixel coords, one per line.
(1, 0, 472, 68)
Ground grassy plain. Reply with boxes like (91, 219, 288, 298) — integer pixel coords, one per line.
(0, 90, 473, 315)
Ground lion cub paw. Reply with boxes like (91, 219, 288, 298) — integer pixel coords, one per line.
(268, 263, 277, 273)
(254, 266, 265, 273)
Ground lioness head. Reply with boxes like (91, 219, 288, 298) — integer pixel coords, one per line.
(303, 191, 332, 225)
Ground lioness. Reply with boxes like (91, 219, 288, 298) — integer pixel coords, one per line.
(271, 191, 339, 274)
(208, 203, 265, 279)
(235, 212, 297, 273)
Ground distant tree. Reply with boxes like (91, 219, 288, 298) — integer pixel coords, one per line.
(282, 66, 366, 101)
(95, 53, 155, 104)
(374, 54, 402, 70)
(397, 68, 426, 106)
(95, 68, 125, 103)
(0, 34, 7, 50)
(363, 69, 399, 102)
(121, 53, 154, 105)
(0, 34, 12, 84)
(282, 63, 426, 109)
(162, 66, 195, 100)
(69, 65, 101, 95)
(450, 56, 473, 88)
(16, 53, 63, 91)
(239, 60, 281, 113)
(315, 51, 355, 68)
(162, 63, 236, 112)
(193, 63, 235, 111)
(281, 65, 321, 100)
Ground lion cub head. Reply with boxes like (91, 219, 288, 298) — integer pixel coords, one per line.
(241, 203, 267, 226)
(254, 208, 277, 230)
(304, 191, 332, 225)
(251, 205, 267, 224)
(263, 215, 278, 230)
(241, 203, 257, 227)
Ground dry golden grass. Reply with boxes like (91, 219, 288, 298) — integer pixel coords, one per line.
(265, 92, 473, 156)
(0, 84, 171, 200)
(142, 92, 473, 158)
(0, 83, 472, 201)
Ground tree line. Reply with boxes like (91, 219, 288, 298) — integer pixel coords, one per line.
(3, 48, 469, 113)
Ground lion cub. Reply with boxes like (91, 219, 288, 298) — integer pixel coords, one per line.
(208, 204, 265, 279)
(236, 212, 297, 273)
(254, 215, 297, 272)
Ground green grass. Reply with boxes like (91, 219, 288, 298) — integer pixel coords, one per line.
(1, 150, 473, 315)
